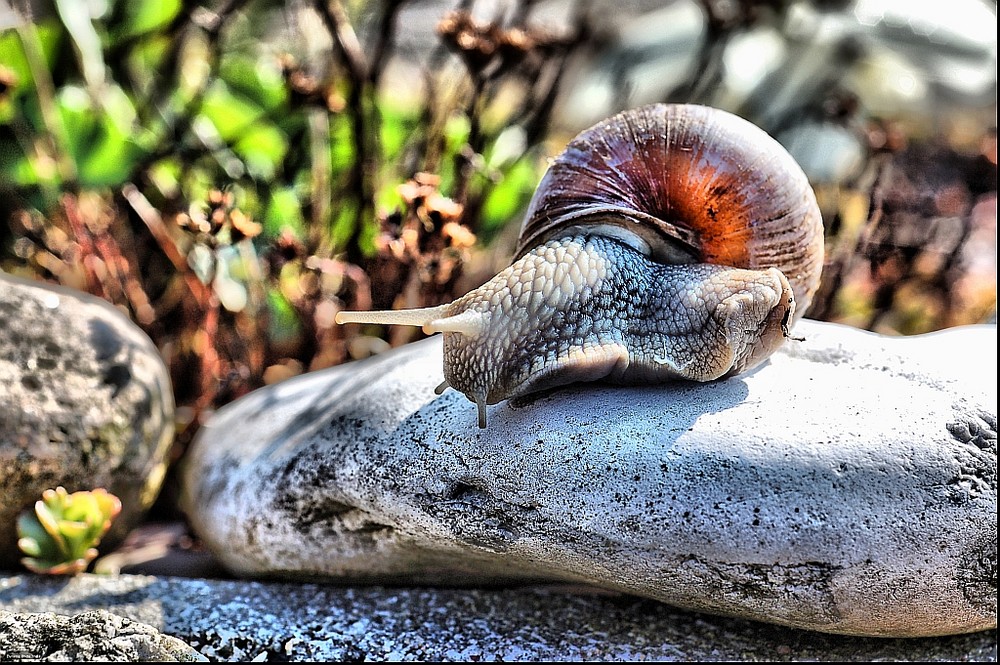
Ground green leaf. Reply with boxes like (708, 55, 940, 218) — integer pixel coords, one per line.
(199, 81, 265, 143)
(113, 0, 183, 41)
(62, 491, 96, 521)
(54, 85, 146, 186)
(147, 157, 181, 198)
(443, 112, 471, 151)
(93, 490, 121, 522)
(32, 501, 69, 558)
(16, 513, 50, 549)
(329, 113, 354, 174)
(264, 187, 306, 238)
(267, 287, 301, 344)
(80, 139, 146, 187)
(235, 122, 288, 181)
(220, 54, 288, 113)
(379, 103, 420, 164)
(126, 34, 172, 89)
(329, 199, 358, 252)
(58, 520, 92, 555)
(17, 537, 42, 558)
(33, 500, 61, 534)
(0, 19, 63, 102)
(375, 182, 404, 216)
(480, 157, 540, 237)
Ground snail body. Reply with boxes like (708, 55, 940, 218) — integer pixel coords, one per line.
(336, 104, 824, 427)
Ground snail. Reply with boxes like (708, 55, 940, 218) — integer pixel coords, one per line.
(336, 103, 825, 428)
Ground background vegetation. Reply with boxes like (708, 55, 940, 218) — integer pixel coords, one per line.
(1, 0, 996, 489)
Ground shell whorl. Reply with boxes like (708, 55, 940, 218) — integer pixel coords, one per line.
(517, 103, 825, 320)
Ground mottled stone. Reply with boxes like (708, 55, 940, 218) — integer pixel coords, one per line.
(0, 607, 205, 661)
(0, 273, 174, 567)
(0, 574, 995, 661)
(180, 320, 997, 637)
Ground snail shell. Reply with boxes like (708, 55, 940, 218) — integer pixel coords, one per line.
(518, 103, 824, 314)
(336, 103, 825, 427)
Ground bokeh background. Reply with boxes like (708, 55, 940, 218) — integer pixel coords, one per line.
(1, 0, 996, 497)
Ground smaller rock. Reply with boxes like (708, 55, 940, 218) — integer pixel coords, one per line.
(0, 608, 206, 661)
(0, 273, 175, 568)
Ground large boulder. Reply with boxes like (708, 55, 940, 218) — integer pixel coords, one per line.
(181, 319, 997, 637)
(0, 273, 175, 567)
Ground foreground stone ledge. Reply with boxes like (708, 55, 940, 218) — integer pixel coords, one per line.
(0, 606, 205, 662)
(181, 320, 997, 637)
(0, 574, 996, 662)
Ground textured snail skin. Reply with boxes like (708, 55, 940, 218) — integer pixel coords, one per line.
(437, 235, 794, 422)
(335, 104, 824, 427)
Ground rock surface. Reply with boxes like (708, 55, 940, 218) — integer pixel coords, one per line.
(0, 607, 205, 662)
(180, 320, 997, 637)
(0, 273, 175, 567)
(1, 573, 996, 661)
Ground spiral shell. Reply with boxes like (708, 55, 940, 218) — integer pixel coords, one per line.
(517, 103, 825, 319)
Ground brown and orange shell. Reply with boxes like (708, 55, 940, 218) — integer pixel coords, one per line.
(517, 103, 825, 321)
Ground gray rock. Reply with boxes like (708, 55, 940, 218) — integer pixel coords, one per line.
(0, 273, 175, 567)
(180, 320, 997, 637)
(0, 573, 995, 661)
(0, 607, 205, 662)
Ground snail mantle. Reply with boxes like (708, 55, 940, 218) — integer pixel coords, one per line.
(180, 320, 997, 638)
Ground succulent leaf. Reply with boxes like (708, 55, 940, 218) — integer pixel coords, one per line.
(16, 486, 122, 575)
(16, 537, 42, 557)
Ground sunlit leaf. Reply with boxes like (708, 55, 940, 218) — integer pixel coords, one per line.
(58, 520, 90, 544)
(113, 0, 183, 41)
(264, 187, 307, 238)
(480, 157, 540, 237)
(15, 512, 51, 552)
(329, 198, 358, 252)
(0, 19, 63, 102)
(53, 85, 146, 186)
(55, 85, 100, 161)
(443, 112, 471, 153)
(147, 157, 181, 199)
(375, 181, 404, 215)
(329, 113, 354, 173)
(379, 102, 420, 163)
(220, 54, 288, 113)
(199, 81, 265, 142)
(126, 34, 172, 93)
(16, 536, 41, 558)
(235, 122, 288, 180)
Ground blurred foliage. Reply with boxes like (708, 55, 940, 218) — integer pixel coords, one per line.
(557, 0, 997, 333)
(0, 0, 996, 457)
(17, 486, 122, 575)
(0, 0, 592, 447)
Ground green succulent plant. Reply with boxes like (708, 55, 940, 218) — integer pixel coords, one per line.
(16, 486, 122, 575)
